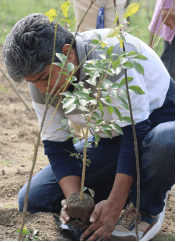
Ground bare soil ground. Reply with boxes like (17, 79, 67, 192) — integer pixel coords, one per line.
(0, 46, 175, 241)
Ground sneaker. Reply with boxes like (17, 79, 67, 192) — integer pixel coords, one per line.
(159, 191, 168, 225)
(111, 203, 161, 241)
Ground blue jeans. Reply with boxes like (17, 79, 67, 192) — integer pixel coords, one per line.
(18, 121, 175, 216)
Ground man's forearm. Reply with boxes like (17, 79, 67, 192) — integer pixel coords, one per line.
(59, 175, 81, 199)
(108, 173, 134, 212)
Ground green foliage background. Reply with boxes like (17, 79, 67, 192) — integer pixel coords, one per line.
(0, 0, 163, 56)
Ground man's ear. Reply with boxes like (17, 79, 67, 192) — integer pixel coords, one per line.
(62, 44, 75, 62)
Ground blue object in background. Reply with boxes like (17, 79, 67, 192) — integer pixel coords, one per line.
(96, 7, 105, 29)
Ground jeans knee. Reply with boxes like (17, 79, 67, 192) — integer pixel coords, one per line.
(142, 122, 175, 175)
(18, 187, 26, 211)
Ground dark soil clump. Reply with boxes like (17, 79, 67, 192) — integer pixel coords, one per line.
(67, 192, 94, 227)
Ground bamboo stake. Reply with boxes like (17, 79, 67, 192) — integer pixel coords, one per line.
(0, 66, 31, 112)
(123, 43, 140, 241)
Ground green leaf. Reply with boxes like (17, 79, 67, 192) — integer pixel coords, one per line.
(72, 83, 83, 92)
(102, 124, 112, 130)
(95, 141, 98, 147)
(123, 3, 140, 18)
(122, 116, 132, 123)
(88, 188, 95, 197)
(73, 137, 80, 144)
(95, 32, 102, 41)
(100, 97, 111, 106)
(102, 129, 112, 139)
(118, 96, 129, 111)
(101, 42, 107, 47)
(107, 106, 114, 114)
(62, 18, 73, 27)
(62, 91, 75, 98)
(90, 70, 100, 82)
(61, 118, 67, 125)
(126, 51, 139, 57)
(65, 103, 76, 114)
(104, 69, 114, 76)
(86, 159, 91, 164)
(60, 2, 70, 18)
(84, 141, 90, 147)
(107, 26, 121, 38)
(113, 13, 119, 24)
(15, 229, 30, 236)
(87, 123, 94, 128)
(132, 55, 148, 61)
(70, 76, 77, 82)
(0, 85, 8, 93)
(82, 88, 92, 94)
(100, 110, 104, 119)
(111, 83, 119, 89)
(67, 133, 74, 140)
(53, 62, 63, 68)
(120, 57, 128, 65)
(84, 63, 96, 71)
(98, 101, 104, 110)
(120, 89, 128, 100)
(99, 53, 106, 60)
(117, 36, 123, 48)
(67, 63, 74, 73)
(114, 67, 122, 75)
(44, 9, 57, 23)
(93, 112, 100, 119)
(119, 77, 134, 88)
(79, 99, 88, 106)
(111, 89, 118, 99)
(82, 187, 87, 192)
(101, 79, 113, 90)
(95, 119, 104, 125)
(122, 61, 133, 69)
(56, 53, 67, 64)
(94, 126, 100, 132)
(86, 78, 97, 86)
(102, 91, 109, 97)
(112, 59, 120, 69)
(94, 134, 100, 142)
(107, 46, 114, 55)
(112, 107, 122, 121)
(133, 61, 144, 75)
(91, 39, 100, 45)
(73, 91, 84, 99)
(63, 97, 75, 109)
(110, 123, 123, 135)
(89, 99, 97, 105)
(128, 86, 145, 95)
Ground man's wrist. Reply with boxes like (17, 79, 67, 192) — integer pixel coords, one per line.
(59, 175, 81, 199)
(108, 173, 134, 211)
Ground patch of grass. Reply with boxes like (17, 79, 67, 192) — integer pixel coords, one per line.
(154, 233, 175, 241)
(0, 0, 76, 44)
(3, 203, 18, 209)
(0, 159, 18, 165)
(0, 0, 163, 56)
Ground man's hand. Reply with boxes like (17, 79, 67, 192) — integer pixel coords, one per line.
(162, 9, 175, 29)
(59, 199, 70, 224)
(80, 200, 121, 241)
